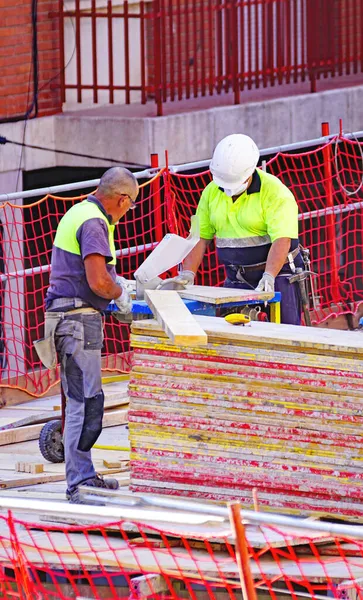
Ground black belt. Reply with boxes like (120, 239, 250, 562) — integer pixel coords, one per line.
(229, 247, 300, 274)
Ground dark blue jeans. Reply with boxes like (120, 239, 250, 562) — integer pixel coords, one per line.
(224, 267, 302, 325)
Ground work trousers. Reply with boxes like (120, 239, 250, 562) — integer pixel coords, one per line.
(54, 312, 104, 492)
(224, 266, 302, 325)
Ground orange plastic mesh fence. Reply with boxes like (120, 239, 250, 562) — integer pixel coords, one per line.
(0, 172, 167, 397)
(1, 136, 363, 396)
(170, 135, 363, 325)
(1, 509, 363, 599)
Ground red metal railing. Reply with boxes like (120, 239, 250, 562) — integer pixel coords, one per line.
(60, 0, 363, 116)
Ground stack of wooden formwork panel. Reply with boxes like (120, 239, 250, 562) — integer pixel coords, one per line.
(128, 315, 363, 518)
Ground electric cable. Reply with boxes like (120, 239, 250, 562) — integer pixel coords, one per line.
(0, 137, 148, 169)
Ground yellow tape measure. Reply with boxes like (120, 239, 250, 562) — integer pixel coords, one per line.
(224, 313, 251, 326)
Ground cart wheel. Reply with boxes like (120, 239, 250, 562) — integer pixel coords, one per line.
(39, 419, 64, 463)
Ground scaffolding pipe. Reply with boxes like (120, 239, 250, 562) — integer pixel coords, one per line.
(0, 168, 157, 203)
(1, 495, 363, 539)
(2, 193, 363, 282)
(2, 130, 363, 202)
(0, 242, 159, 282)
(169, 129, 363, 173)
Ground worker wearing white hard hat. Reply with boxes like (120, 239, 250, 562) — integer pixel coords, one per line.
(162, 134, 303, 325)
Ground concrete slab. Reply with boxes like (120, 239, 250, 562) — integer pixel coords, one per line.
(1, 74, 363, 177)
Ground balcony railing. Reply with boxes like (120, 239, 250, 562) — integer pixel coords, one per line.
(60, 0, 363, 116)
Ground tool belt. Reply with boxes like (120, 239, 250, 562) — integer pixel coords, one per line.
(230, 246, 300, 275)
(46, 296, 91, 312)
(33, 299, 99, 370)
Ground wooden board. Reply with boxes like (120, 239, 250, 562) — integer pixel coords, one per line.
(0, 408, 128, 447)
(179, 285, 274, 305)
(132, 315, 363, 355)
(145, 290, 207, 346)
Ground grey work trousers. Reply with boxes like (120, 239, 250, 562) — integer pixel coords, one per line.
(54, 312, 104, 493)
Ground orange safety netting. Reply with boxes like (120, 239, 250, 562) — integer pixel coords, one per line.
(170, 135, 363, 324)
(1, 509, 363, 599)
(0, 135, 363, 396)
(0, 171, 167, 397)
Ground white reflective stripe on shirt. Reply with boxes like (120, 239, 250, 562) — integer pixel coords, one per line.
(216, 235, 271, 248)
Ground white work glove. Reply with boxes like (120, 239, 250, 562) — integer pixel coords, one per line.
(114, 276, 133, 314)
(157, 270, 195, 290)
(255, 272, 275, 293)
(115, 275, 134, 293)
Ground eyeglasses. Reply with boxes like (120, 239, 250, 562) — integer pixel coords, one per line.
(121, 194, 136, 210)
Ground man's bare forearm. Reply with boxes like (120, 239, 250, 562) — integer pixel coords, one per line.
(89, 272, 122, 300)
(182, 238, 212, 273)
(265, 237, 291, 278)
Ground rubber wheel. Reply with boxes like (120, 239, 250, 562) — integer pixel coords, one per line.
(39, 419, 64, 463)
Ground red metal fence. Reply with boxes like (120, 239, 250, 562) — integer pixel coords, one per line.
(60, 0, 363, 115)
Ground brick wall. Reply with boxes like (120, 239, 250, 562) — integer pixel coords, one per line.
(0, 1, 62, 121)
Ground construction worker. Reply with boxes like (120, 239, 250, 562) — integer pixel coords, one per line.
(40, 167, 138, 503)
(162, 134, 303, 324)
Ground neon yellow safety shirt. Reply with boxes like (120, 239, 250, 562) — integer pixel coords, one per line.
(196, 168, 298, 247)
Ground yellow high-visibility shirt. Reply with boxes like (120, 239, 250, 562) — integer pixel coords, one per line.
(196, 168, 298, 248)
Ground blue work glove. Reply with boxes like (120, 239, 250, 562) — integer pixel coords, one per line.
(255, 272, 275, 293)
(157, 270, 195, 290)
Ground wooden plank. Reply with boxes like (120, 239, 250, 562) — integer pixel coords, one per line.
(103, 459, 122, 469)
(145, 290, 207, 346)
(0, 465, 125, 489)
(179, 285, 273, 305)
(0, 409, 128, 447)
(0, 423, 44, 447)
(132, 316, 363, 355)
(103, 408, 128, 428)
(0, 397, 128, 432)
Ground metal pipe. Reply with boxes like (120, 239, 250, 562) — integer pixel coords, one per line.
(321, 122, 340, 300)
(0, 496, 225, 525)
(169, 130, 363, 173)
(0, 168, 157, 202)
(2, 131, 362, 201)
(2, 187, 363, 281)
(0, 242, 158, 282)
(2, 494, 363, 540)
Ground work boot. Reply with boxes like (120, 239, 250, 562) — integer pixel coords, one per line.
(67, 474, 119, 504)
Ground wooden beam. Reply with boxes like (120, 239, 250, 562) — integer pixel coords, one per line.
(179, 285, 273, 305)
(145, 290, 207, 346)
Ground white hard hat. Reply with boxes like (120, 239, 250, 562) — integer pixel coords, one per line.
(210, 134, 260, 194)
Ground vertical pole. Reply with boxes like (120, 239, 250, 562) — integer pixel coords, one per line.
(107, 0, 114, 104)
(91, 0, 98, 103)
(124, 1, 130, 104)
(232, 1, 240, 104)
(321, 122, 340, 302)
(228, 503, 258, 600)
(151, 154, 163, 242)
(140, 2, 146, 104)
(153, 0, 163, 116)
(75, 0, 82, 103)
(58, 0, 66, 103)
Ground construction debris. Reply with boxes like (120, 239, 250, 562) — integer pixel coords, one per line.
(16, 462, 44, 474)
